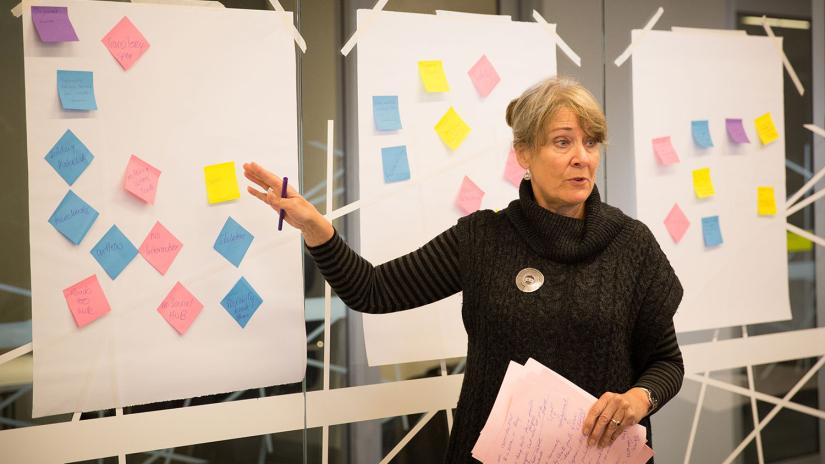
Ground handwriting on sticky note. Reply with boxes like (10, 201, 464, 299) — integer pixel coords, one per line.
(418, 60, 449, 92)
(381, 145, 411, 183)
(754, 112, 780, 145)
(221, 277, 263, 328)
(702, 216, 723, 247)
(467, 54, 500, 97)
(139, 221, 183, 275)
(45, 129, 94, 185)
(90, 225, 138, 280)
(372, 96, 402, 131)
(213, 217, 254, 267)
(691, 120, 714, 149)
(456, 176, 484, 216)
(692, 167, 715, 199)
(48, 190, 99, 245)
(435, 107, 471, 150)
(757, 186, 777, 216)
(726, 118, 750, 144)
(157, 282, 203, 335)
(63, 275, 111, 329)
(31, 6, 78, 43)
(664, 203, 690, 243)
(101, 16, 150, 71)
(57, 70, 97, 111)
(124, 155, 160, 204)
(503, 148, 526, 187)
(652, 136, 680, 166)
(204, 161, 241, 205)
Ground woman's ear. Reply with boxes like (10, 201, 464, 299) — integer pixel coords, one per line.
(514, 145, 531, 171)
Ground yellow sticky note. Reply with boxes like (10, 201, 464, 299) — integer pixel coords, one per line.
(692, 167, 715, 199)
(204, 161, 240, 204)
(418, 60, 450, 93)
(787, 230, 813, 252)
(435, 107, 471, 150)
(757, 186, 776, 216)
(754, 112, 779, 145)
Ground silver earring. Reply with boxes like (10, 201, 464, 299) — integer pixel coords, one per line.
(523, 170, 531, 180)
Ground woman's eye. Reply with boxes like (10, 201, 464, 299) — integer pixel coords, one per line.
(555, 138, 570, 147)
(585, 139, 597, 147)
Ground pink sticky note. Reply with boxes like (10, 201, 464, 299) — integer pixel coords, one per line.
(652, 136, 680, 166)
(123, 155, 161, 204)
(139, 221, 183, 275)
(456, 176, 484, 216)
(503, 148, 526, 187)
(63, 275, 111, 329)
(467, 54, 501, 98)
(157, 282, 203, 335)
(664, 203, 690, 243)
(101, 16, 150, 71)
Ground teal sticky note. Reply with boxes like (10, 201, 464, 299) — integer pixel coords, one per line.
(381, 145, 411, 183)
(213, 216, 254, 267)
(221, 277, 263, 328)
(702, 215, 723, 247)
(57, 70, 97, 111)
(44, 129, 94, 185)
(373, 96, 402, 131)
(691, 120, 714, 149)
(48, 190, 99, 245)
(90, 225, 138, 280)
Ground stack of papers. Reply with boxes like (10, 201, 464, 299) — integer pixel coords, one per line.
(472, 359, 654, 463)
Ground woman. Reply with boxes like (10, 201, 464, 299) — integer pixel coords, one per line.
(244, 76, 684, 463)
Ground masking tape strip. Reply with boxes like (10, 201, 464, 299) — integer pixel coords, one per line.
(341, 0, 389, 57)
(267, 0, 307, 53)
(532, 10, 581, 67)
(614, 6, 664, 67)
(762, 16, 804, 96)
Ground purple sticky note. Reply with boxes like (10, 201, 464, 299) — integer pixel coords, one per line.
(726, 118, 750, 144)
(31, 7, 79, 43)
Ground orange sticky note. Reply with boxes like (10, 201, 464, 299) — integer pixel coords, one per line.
(123, 155, 160, 204)
(456, 176, 484, 215)
(757, 186, 777, 216)
(754, 112, 780, 145)
(692, 167, 715, 199)
(63, 275, 111, 329)
(204, 161, 240, 204)
(157, 282, 203, 335)
(418, 60, 450, 92)
(101, 16, 150, 71)
(435, 107, 471, 150)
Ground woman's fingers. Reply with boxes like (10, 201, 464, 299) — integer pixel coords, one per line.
(243, 162, 300, 197)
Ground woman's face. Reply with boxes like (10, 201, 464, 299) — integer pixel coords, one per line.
(516, 107, 601, 219)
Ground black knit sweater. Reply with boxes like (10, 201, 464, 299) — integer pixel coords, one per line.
(308, 180, 684, 463)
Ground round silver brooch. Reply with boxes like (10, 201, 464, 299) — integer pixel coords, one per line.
(515, 268, 544, 293)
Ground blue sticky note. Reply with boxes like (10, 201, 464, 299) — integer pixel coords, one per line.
(381, 145, 411, 183)
(90, 225, 138, 280)
(221, 277, 263, 328)
(373, 96, 402, 131)
(213, 217, 254, 267)
(57, 70, 97, 111)
(48, 190, 99, 245)
(701, 215, 723, 247)
(691, 120, 714, 149)
(44, 129, 94, 185)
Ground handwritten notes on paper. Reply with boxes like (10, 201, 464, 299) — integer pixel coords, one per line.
(45, 129, 94, 185)
(664, 203, 690, 244)
(372, 96, 402, 131)
(213, 217, 254, 268)
(221, 277, 263, 328)
(456, 176, 484, 216)
(57, 70, 97, 111)
(381, 145, 411, 183)
(754, 112, 779, 145)
(63, 275, 111, 329)
(503, 148, 526, 188)
(472, 359, 653, 464)
(139, 221, 183, 275)
(124, 155, 161, 204)
(725, 118, 750, 144)
(468, 54, 500, 97)
(418, 60, 450, 92)
(157, 282, 203, 335)
(435, 107, 471, 151)
(692, 167, 715, 199)
(204, 161, 241, 205)
(48, 190, 99, 245)
(101, 16, 150, 71)
(757, 186, 777, 216)
(652, 136, 679, 166)
(31, 6, 78, 43)
(90, 225, 138, 280)
(702, 216, 723, 247)
(691, 120, 714, 149)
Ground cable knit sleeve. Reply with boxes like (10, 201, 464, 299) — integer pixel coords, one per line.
(306, 227, 462, 314)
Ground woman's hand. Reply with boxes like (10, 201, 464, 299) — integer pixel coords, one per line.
(243, 162, 334, 247)
(581, 388, 650, 448)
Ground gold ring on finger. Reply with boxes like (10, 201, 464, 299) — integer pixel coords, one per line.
(610, 419, 621, 427)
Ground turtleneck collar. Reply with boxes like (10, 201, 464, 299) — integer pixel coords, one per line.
(504, 178, 627, 263)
